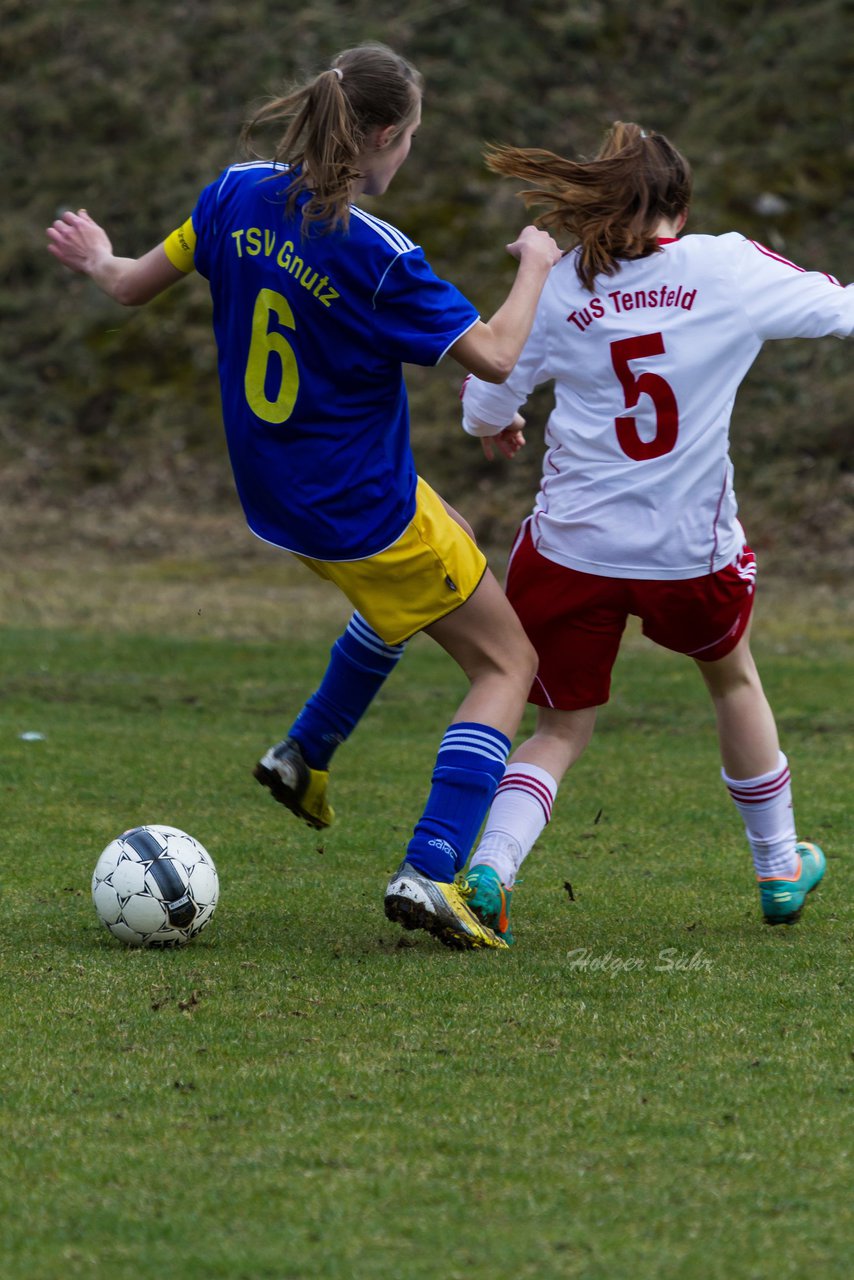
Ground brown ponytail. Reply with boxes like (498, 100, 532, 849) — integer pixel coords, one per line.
(242, 43, 422, 234)
(486, 122, 692, 291)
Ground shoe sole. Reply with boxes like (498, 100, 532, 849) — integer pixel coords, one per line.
(763, 891, 814, 926)
(384, 893, 507, 951)
(762, 881, 821, 926)
(252, 762, 330, 830)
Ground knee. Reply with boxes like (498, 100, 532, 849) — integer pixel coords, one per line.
(484, 628, 537, 692)
(523, 636, 539, 688)
(510, 632, 539, 691)
(695, 643, 763, 702)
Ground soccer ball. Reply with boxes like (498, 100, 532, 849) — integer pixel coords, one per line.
(92, 825, 219, 947)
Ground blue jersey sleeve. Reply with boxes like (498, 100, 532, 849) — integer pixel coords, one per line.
(188, 177, 222, 280)
(371, 247, 479, 366)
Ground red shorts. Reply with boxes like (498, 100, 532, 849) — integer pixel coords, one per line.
(505, 521, 757, 710)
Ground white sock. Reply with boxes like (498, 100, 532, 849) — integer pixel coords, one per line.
(470, 762, 557, 887)
(722, 752, 798, 879)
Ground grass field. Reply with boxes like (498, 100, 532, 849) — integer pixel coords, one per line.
(1, 551, 851, 1280)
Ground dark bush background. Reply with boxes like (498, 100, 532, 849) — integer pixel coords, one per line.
(3, 0, 852, 573)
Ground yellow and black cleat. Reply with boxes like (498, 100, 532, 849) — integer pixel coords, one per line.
(384, 861, 509, 950)
(254, 737, 334, 830)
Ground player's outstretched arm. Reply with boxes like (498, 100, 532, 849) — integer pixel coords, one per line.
(46, 209, 185, 306)
(449, 225, 561, 383)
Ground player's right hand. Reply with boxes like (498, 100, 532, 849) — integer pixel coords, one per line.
(46, 209, 113, 275)
(481, 413, 527, 461)
(506, 224, 562, 269)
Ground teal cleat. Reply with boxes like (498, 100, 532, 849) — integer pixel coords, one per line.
(759, 841, 826, 925)
(460, 864, 515, 946)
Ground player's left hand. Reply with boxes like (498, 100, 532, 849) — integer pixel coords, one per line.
(481, 413, 526, 461)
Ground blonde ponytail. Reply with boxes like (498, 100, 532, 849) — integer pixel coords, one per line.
(242, 44, 422, 234)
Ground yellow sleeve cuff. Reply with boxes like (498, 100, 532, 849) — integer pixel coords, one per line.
(162, 217, 196, 273)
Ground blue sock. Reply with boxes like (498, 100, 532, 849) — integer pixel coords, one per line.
(405, 722, 511, 882)
(289, 613, 405, 770)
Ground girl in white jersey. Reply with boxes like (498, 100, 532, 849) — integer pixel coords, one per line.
(458, 122, 853, 944)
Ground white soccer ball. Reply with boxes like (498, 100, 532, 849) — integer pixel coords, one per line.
(92, 825, 219, 947)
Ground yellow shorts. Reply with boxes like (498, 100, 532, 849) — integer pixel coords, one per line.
(295, 478, 487, 644)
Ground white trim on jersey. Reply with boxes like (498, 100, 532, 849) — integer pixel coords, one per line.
(435, 313, 480, 365)
(350, 205, 416, 254)
(372, 252, 410, 308)
(225, 160, 283, 172)
(351, 206, 420, 311)
(216, 160, 281, 200)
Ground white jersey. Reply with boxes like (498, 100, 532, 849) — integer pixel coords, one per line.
(462, 233, 854, 579)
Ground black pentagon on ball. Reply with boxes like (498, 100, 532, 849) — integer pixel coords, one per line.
(166, 893, 198, 929)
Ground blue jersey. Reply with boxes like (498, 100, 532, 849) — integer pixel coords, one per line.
(171, 162, 479, 560)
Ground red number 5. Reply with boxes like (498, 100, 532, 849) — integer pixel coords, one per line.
(610, 333, 679, 460)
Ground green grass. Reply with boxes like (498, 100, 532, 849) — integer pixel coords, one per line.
(0, 576, 851, 1280)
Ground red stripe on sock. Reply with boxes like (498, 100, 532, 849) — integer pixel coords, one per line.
(496, 773, 554, 823)
(726, 768, 790, 804)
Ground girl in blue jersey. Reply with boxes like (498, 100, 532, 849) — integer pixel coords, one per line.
(47, 42, 561, 950)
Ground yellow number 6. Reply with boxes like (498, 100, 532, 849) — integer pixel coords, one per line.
(244, 288, 299, 424)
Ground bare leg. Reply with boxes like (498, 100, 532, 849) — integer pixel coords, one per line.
(385, 569, 539, 941)
(468, 704, 598, 891)
(693, 624, 779, 779)
(693, 623, 818, 904)
(424, 567, 538, 740)
(509, 704, 598, 781)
